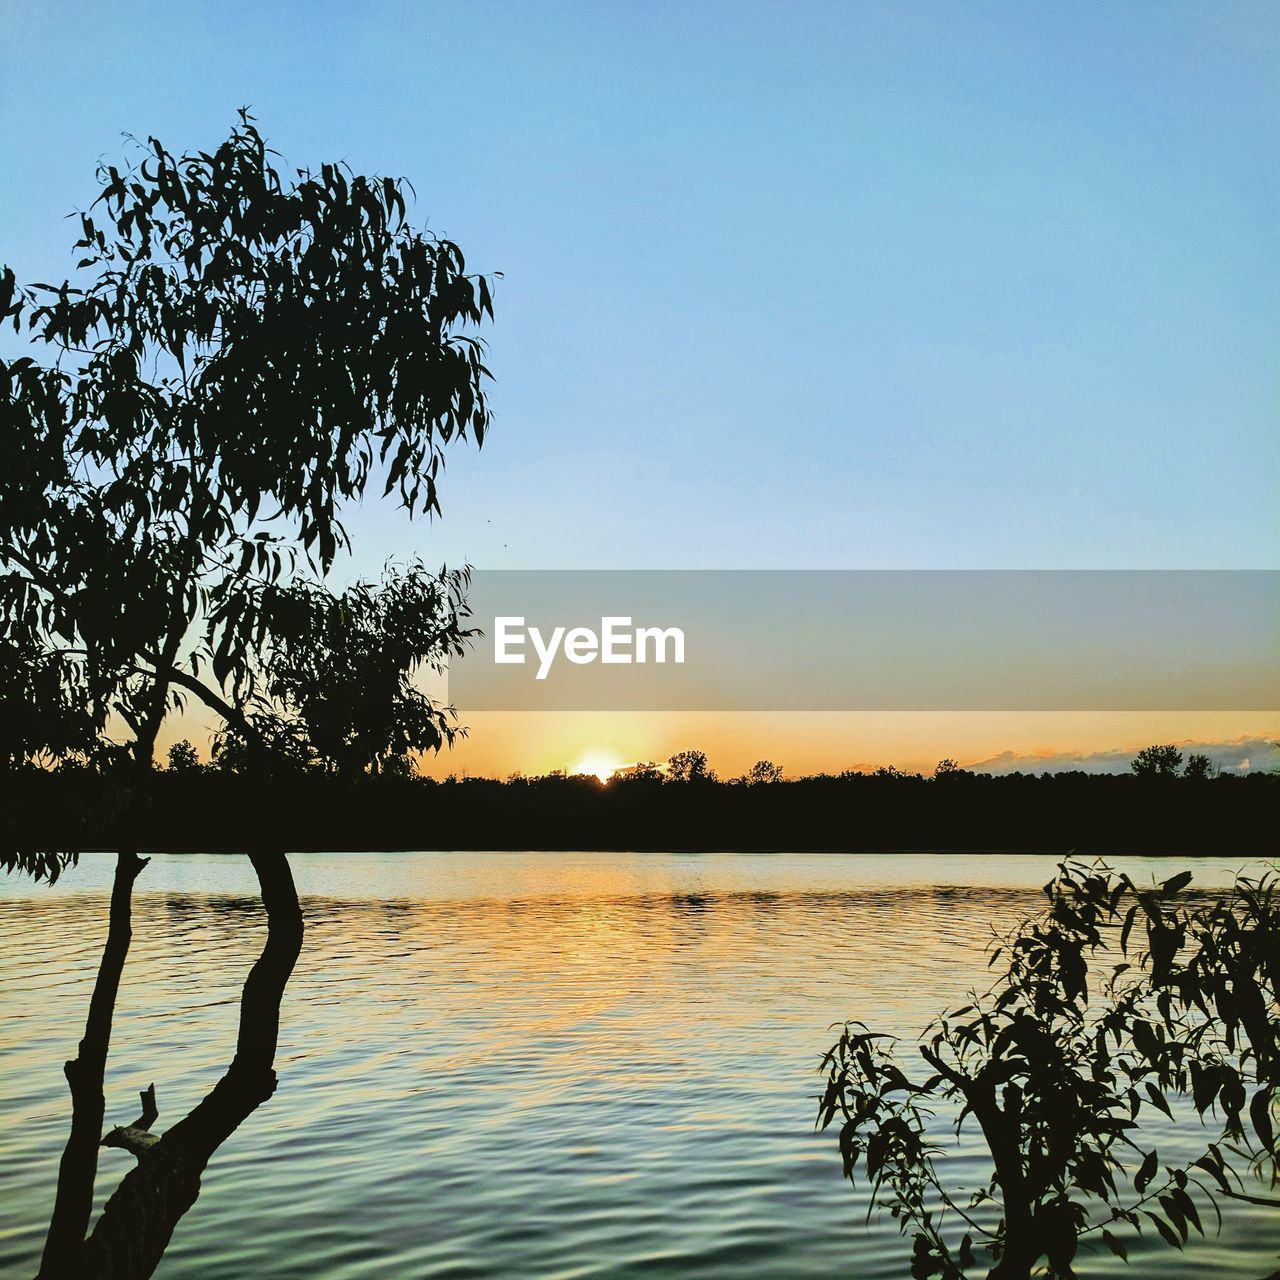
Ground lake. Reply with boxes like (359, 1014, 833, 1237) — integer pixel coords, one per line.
(1, 852, 1274, 1278)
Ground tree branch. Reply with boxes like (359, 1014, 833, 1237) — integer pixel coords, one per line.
(100, 1085, 160, 1162)
(156, 665, 250, 737)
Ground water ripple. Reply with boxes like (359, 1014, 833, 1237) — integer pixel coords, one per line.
(0, 852, 1273, 1279)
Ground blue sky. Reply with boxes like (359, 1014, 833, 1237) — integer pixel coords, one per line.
(3, 0, 1276, 582)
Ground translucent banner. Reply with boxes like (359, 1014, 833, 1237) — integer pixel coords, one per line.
(447, 570, 1279, 711)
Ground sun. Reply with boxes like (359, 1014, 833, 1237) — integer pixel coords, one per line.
(572, 752, 623, 783)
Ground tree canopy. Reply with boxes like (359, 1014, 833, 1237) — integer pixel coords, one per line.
(1130, 745, 1184, 778)
(0, 109, 496, 869)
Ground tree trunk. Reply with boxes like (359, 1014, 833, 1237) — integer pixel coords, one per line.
(73, 848, 303, 1280)
(38, 848, 148, 1280)
(919, 1047, 1036, 1280)
(980, 1098, 1035, 1280)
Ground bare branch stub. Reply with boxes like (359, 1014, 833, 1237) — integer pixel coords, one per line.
(101, 1084, 160, 1162)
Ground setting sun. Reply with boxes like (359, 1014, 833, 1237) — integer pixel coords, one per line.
(571, 752, 623, 782)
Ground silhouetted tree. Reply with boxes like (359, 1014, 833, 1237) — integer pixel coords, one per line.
(1, 111, 494, 1279)
(1183, 752, 1214, 781)
(746, 759, 784, 785)
(164, 740, 200, 773)
(818, 862, 1280, 1279)
(1130, 744, 1183, 778)
(667, 748, 716, 783)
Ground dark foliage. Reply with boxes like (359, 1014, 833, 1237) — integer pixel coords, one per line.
(0, 109, 494, 882)
(817, 862, 1280, 1279)
(3, 766, 1274, 857)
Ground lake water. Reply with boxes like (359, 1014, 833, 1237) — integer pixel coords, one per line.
(1, 852, 1274, 1279)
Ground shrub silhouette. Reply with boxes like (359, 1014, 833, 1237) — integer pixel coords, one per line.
(818, 862, 1279, 1279)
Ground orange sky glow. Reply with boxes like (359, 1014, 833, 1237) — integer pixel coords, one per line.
(298, 710, 1279, 780)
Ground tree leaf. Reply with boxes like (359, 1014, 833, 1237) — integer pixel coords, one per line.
(1135, 1148, 1158, 1193)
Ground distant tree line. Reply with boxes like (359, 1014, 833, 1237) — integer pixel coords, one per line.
(4, 742, 1274, 863)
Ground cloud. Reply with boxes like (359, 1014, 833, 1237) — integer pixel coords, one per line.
(966, 734, 1280, 777)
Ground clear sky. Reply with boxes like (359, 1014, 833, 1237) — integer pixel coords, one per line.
(3, 1, 1276, 775)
